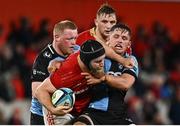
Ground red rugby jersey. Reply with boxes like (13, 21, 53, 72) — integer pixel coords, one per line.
(50, 52, 91, 116)
(76, 28, 96, 46)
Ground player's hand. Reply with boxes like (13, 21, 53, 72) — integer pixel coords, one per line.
(48, 60, 62, 73)
(81, 72, 102, 85)
(122, 57, 134, 69)
(51, 105, 72, 116)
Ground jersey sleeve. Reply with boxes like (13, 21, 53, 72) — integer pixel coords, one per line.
(104, 58, 112, 73)
(73, 44, 80, 52)
(31, 55, 49, 82)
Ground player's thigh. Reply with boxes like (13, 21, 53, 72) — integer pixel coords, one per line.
(30, 112, 44, 125)
(74, 113, 94, 125)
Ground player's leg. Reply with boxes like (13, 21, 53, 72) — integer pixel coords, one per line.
(73, 113, 94, 125)
(30, 112, 44, 125)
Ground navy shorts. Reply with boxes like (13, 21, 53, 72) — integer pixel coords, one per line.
(30, 112, 44, 125)
(75, 108, 134, 125)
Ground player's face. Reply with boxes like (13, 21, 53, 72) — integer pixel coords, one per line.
(55, 29, 78, 55)
(95, 13, 116, 39)
(109, 28, 131, 55)
(89, 54, 105, 78)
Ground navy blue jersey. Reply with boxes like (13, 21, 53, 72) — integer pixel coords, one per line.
(31, 44, 66, 82)
(89, 54, 139, 118)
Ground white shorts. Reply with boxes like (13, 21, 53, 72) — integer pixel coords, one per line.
(42, 106, 74, 125)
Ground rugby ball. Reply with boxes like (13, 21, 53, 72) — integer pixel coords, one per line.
(52, 88, 75, 107)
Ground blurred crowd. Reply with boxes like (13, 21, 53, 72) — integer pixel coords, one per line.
(0, 16, 179, 124)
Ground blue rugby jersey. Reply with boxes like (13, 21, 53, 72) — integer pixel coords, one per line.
(89, 53, 139, 117)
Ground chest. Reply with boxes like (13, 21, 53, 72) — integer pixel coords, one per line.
(106, 61, 124, 77)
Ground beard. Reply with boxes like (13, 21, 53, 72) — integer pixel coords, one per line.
(89, 66, 105, 78)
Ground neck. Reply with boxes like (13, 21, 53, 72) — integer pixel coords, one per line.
(77, 55, 89, 72)
(52, 41, 65, 56)
(95, 28, 107, 44)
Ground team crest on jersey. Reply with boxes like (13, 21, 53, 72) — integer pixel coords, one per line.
(33, 69, 36, 75)
(43, 51, 52, 58)
(118, 64, 123, 70)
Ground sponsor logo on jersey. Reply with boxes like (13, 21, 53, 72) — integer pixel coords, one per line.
(43, 51, 52, 58)
(74, 87, 89, 95)
(33, 69, 46, 75)
(118, 64, 123, 69)
(107, 71, 122, 76)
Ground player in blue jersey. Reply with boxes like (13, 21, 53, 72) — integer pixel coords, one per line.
(75, 23, 139, 125)
(30, 20, 79, 125)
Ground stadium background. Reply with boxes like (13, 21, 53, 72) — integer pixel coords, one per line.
(0, 0, 180, 124)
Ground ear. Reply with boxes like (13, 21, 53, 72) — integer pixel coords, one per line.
(128, 40, 131, 48)
(54, 35, 58, 40)
(94, 18, 98, 27)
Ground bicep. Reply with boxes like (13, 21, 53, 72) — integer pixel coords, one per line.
(38, 78, 57, 94)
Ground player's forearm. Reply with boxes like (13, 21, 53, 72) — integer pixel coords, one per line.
(35, 86, 55, 113)
(35, 78, 57, 113)
(102, 74, 134, 91)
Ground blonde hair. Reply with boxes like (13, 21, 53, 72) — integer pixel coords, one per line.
(53, 20, 77, 35)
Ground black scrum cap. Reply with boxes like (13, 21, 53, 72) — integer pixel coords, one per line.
(80, 40, 105, 70)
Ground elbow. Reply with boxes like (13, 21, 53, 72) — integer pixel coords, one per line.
(117, 81, 132, 91)
(118, 84, 128, 91)
(122, 85, 129, 91)
(122, 82, 133, 91)
(117, 75, 135, 91)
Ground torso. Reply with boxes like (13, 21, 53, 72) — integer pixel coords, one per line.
(89, 55, 139, 118)
(50, 52, 91, 116)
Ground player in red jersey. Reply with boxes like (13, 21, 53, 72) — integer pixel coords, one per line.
(35, 40, 106, 124)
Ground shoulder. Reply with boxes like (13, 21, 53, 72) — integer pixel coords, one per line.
(78, 29, 91, 36)
(76, 28, 96, 46)
(66, 52, 79, 61)
(33, 44, 59, 66)
(73, 45, 80, 52)
(104, 58, 112, 72)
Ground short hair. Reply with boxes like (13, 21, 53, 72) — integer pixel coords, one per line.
(96, 3, 116, 17)
(53, 20, 77, 35)
(111, 23, 132, 36)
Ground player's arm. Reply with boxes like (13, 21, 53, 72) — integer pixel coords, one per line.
(82, 72, 135, 91)
(35, 78, 72, 115)
(31, 56, 49, 98)
(48, 44, 134, 72)
(102, 73, 135, 91)
(102, 43, 134, 69)
(32, 82, 42, 97)
(48, 60, 62, 73)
